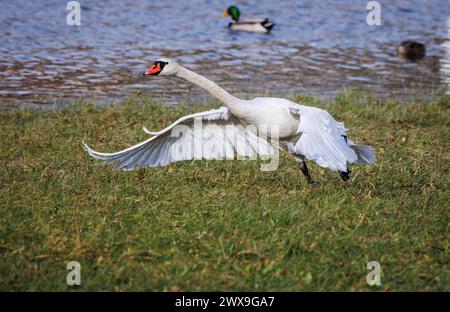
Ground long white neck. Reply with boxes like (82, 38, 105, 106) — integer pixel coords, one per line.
(175, 66, 242, 110)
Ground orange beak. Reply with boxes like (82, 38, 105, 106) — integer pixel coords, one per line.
(143, 63, 161, 75)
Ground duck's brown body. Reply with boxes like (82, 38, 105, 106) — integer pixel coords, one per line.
(397, 41, 426, 60)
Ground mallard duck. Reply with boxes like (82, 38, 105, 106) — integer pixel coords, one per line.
(396, 41, 426, 60)
(83, 58, 376, 185)
(223, 5, 275, 33)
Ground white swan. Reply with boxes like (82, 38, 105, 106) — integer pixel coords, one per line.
(83, 58, 375, 185)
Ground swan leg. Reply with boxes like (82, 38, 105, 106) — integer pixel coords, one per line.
(298, 160, 315, 186)
(339, 168, 352, 182)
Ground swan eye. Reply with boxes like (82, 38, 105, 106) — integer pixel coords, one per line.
(154, 61, 168, 67)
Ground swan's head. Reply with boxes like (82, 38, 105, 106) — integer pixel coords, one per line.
(143, 58, 180, 76)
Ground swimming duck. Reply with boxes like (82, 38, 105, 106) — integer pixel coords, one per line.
(396, 41, 426, 60)
(83, 58, 376, 185)
(223, 5, 275, 33)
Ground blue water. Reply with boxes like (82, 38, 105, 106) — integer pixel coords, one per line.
(1, 0, 449, 106)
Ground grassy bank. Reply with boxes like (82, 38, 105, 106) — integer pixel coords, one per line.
(0, 93, 448, 291)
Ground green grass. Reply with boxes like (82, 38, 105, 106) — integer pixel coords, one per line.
(0, 93, 448, 291)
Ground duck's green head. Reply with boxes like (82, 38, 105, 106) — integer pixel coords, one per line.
(224, 6, 240, 22)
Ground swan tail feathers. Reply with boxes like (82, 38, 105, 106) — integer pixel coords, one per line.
(349, 144, 376, 164)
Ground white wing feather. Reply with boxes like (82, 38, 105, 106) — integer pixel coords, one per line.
(287, 106, 358, 171)
(83, 107, 274, 171)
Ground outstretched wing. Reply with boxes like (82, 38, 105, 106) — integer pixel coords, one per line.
(83, 107, 274, 171)
(287, 106, 358, 171)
